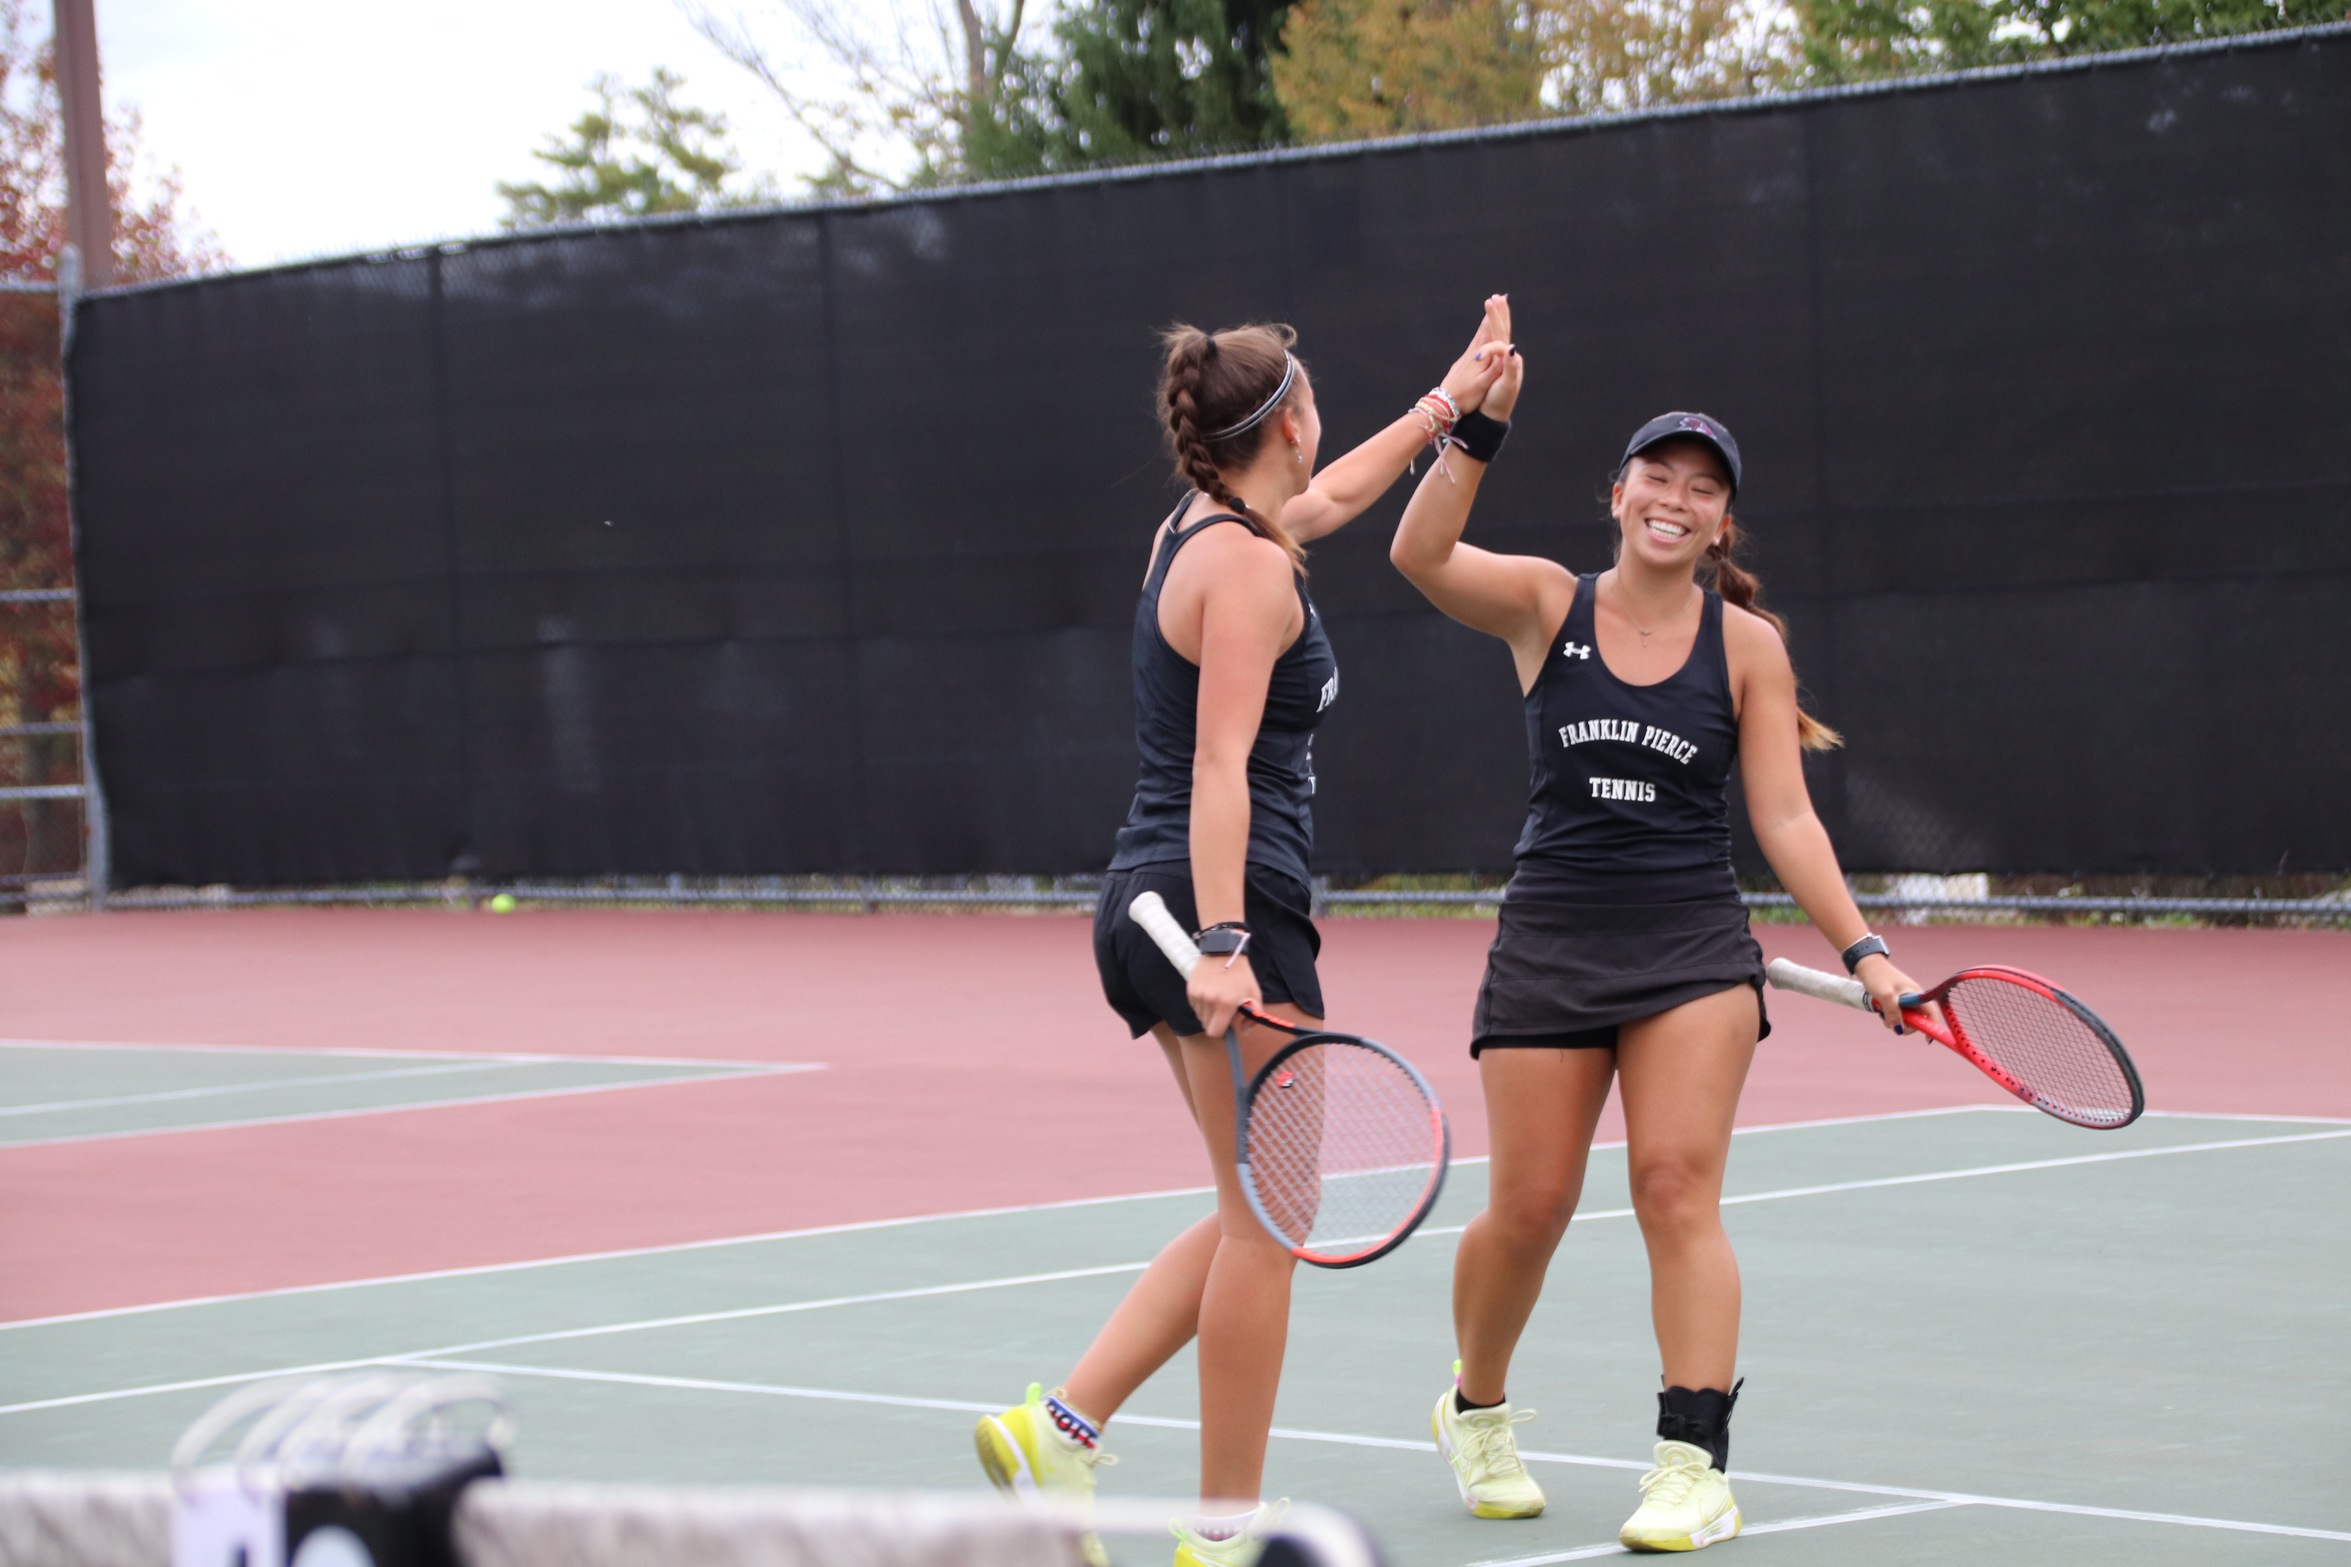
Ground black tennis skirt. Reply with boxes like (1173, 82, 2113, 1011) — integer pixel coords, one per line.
(1095, 862, 1324, 1038)
(1471, 895, 1769, 1056)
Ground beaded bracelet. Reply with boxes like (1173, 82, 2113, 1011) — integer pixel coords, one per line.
(1413, 387, 1464, 480)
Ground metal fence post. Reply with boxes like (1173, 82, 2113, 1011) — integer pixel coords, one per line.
(59, 251, 106, 905)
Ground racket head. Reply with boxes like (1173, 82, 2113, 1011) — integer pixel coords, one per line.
(1915, 966, 2144, 1129)
(1236, 1031, 1450, 1268)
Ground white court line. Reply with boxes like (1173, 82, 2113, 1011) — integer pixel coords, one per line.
(0, 1063, 825, 1152)
(10, 1119, 2345, 1413)
(0, 1264, 1161, 1416)
(0, 1105, 2022, 1331)
(1466, 1500, 1971, 1565)
(0, 1059, 517, 1118)
(5, 1109, 2335, 1332)
(0, 1038, 809, 1070)
(1409, 1125, 2351, 1237)
(2145, 1109, 2351, 1126)
(381, 1360, 2351, 1546)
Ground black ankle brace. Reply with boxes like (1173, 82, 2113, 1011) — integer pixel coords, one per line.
(1656, 1379, 1742, 1472)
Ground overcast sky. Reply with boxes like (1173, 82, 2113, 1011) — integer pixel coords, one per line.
(98, 0, 836, 269)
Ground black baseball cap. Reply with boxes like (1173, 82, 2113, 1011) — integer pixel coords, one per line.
(1622, 412, 1741, 496)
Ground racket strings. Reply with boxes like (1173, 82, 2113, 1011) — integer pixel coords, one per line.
(1942, 976, 2137, 1126)
(1244, 1041, 1441, 1253)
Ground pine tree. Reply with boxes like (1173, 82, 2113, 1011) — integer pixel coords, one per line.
(497, 69, 776, 227)
(1043, 0, 1296, 163)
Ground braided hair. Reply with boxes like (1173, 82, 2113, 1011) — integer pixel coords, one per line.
(1159, 322, 1308, 571)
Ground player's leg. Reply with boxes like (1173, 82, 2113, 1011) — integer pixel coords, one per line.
(1613, 982, 1758, 1551)
(1618, 984, 1754, 1387)
(1453, 1045, 1616, 1402)
(977, 1005, 1304, 1562)
(1060, 1007, 1303, 1421)
(1179, 1005, 1312, 1507)
(1437, 1043, 1614, 1519)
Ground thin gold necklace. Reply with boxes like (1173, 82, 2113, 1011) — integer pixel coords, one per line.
(1611, 574, 1690, 642)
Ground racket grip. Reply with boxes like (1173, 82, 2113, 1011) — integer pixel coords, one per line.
(1764, 957, 1873, 1011)
(1128, 891, 1202, 979)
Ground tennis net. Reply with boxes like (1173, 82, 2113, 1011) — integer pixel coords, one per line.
(0, 1471, 1385, 1567)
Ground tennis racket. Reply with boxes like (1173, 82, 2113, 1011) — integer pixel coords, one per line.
(1766, 958, 2144, 1129)
(1127, 891, 1450, 1266)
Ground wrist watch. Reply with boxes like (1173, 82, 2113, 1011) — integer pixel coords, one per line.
(1841, 933, 1890, 974)
(1196, 926, 1251, 958)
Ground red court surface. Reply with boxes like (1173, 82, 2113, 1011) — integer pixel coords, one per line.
(2, 908, 2345, 1322)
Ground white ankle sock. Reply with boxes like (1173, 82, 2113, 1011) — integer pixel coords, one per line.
(1192, 1506, 1257, 1542)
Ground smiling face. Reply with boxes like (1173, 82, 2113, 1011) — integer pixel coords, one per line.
(1610, 437, 1733, 570)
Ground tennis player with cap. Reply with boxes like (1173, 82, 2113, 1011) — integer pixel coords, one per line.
(1389, 303, 1923, 1551)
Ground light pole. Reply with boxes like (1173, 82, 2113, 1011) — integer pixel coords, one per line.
(53, 0, 111, 290)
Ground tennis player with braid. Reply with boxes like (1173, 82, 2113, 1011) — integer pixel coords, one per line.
(1390, 300, 1926, 1552)
(976, 304, 1513, 1567)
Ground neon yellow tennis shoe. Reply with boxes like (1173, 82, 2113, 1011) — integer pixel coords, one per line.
(1431, 1369, 1545, 1519)
(1169, 1500, 1287, 1566)
(1618, 1440, 1741, 1552)
(976, 1384, 1114, 1566)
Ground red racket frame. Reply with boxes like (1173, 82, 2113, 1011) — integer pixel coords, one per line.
(1896, 965, 2144, 1129)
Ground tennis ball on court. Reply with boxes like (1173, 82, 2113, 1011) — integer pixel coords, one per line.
(488, 893, 517, 913)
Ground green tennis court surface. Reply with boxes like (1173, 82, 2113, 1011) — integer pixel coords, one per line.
(0, 1041, 815, 1148)
(5, 1105, 2345, 1564)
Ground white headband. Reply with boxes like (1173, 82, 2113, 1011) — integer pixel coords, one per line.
(1202, 353, 1299, 442)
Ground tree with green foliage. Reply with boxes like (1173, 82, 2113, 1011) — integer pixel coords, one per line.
(498, 69, 776, 228)
(1040, 0, 1296, 162)
(1792, 0, 2345, 80)
(1272, 0, 1544, 141)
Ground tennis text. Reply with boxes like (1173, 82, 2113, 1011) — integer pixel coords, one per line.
(1589, 777, 1657, 802)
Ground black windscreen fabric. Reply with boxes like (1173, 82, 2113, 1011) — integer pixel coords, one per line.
(68, 30, 2351, 886)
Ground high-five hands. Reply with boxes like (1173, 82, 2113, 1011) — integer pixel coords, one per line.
(1483, 321, 1525, 421)
(1441, 294, 1517, 415)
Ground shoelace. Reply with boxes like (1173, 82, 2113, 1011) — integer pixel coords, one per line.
(1460, 1408, 1537, 1477)
(1638, 1452, 1706, 1507)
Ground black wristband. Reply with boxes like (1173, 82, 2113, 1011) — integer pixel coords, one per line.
(1841, 933, 1890, 974)
(1449, 410, 1510, 464)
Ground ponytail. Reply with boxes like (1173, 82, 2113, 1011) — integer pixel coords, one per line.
(1158, 323, 1308, 572)
(1707, 518, 1843, 752)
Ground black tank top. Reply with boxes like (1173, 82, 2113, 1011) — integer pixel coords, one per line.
(1509, 574, 1741, 904)
(1108, 504, 1339, 885)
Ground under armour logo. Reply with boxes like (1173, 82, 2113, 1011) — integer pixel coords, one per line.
(1562, 640, 1591, 660)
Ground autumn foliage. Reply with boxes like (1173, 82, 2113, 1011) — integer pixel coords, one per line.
(1, 0, 220, 882)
